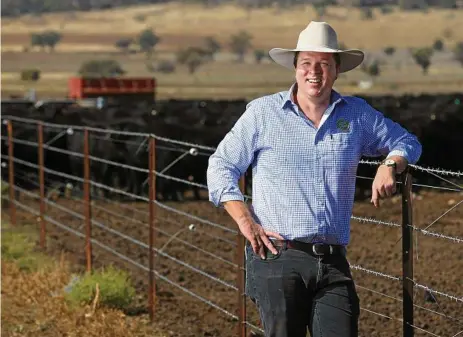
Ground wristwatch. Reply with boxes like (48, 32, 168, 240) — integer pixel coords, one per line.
(381, 159, 397, 170)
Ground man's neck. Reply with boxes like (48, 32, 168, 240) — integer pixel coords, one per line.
(293, 89, 331, 128)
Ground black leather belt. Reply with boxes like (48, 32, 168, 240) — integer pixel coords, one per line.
(272, 240, 345, 256)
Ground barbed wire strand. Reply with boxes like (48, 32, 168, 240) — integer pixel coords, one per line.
(85, 133, 211, 157)
(88, 199, 238, 267)
(356, 284, 463, 325)
(422, 199, 463, 231)
(9, 198, 240, 321)
(5, 135, 461, 198)
(351, 215, 400, 228)
(4, 115, 463, 178)
(12, 185, 237, 291)
(355, 174, 462, 192)
(350, 264, 400, 281)
(410, 279, 463, 303)
(244, 321, 264, 334)
(13, 147, 460, 245)
(6, 193, 460, 337)
(360, 307, 442, 337)
(2, 116, 217, 152)
(410, 225, 463, 244)
(91, 194, 237, 246)
(1, 154, 237, 235)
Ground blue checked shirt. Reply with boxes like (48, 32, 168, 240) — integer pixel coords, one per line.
(207, 85, 422, 245)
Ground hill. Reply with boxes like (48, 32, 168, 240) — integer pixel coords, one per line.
(2, 2, 463, 99)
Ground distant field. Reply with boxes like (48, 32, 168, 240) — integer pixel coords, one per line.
(2, 3, 463, 99)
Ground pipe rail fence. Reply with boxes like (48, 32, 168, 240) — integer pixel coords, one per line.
(2, 116, 462, 337)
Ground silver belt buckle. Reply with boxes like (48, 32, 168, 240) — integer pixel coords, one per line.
(312, 243, 333, 255)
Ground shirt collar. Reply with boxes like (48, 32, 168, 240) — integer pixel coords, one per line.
(281, 83, 346, 111)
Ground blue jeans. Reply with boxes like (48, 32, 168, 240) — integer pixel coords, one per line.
(245, 243, 360, 337)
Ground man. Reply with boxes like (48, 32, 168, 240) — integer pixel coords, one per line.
(207, 21, 422, 337)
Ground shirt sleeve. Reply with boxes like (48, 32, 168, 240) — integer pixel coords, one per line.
(207, 102, 260, 207)
(360, 102, 422, 164)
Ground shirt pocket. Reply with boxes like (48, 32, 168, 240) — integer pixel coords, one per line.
(324, 132, 358, 172)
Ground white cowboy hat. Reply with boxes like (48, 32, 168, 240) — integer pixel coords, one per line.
(269, 21, 364, 73)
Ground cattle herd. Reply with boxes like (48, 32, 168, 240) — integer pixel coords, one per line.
(1, 93, 462, 202)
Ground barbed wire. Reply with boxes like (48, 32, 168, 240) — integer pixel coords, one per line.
(7, 190, 461, 337)
(3, 115, 463, 177)
(2, 116, 217, 152)
(356, 284, 463, 325)
(13, 185, 238, 291)
(351, 215, 401, 228)
(9, 198, 239, 321)
(4, 116, 463, 336)
(410, 164, 463, 178)
(410, 225, 463, 244)
(411, 279, 463, 303)
(244, 321, 264, 334)
(89, 199, 238, 267)
(2, 153, 237, 236)
(350, 264, 401, 281)
(360, 307, 442, 337)
(4, 150, 461, 245)
(90, 194, 237, 246)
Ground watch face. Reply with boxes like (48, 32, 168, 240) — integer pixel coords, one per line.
(384, 159, 396, 166)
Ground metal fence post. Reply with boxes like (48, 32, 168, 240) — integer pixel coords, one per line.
(148, 136, 157, 321)
(237, 175, 247, 337)
(401, 168, 414, 337)
(7, 120, 16, 225)
(38, 123, 46, 249)
(83, 128, 92, 273)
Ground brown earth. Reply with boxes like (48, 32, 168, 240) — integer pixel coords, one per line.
(7, 187, 463, 337)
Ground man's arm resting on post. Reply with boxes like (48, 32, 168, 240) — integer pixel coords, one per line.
(371, 155, 408, 207)
(361, 104, 422, 208)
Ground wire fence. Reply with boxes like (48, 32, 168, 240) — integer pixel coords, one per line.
(2, 116, 462, 337)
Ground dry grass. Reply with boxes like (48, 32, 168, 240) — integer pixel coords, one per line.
(1, 3, 463, 52)
(1, 3, 463, 99)
(1, 224, 166, 337)
(2, 51, 463, 99)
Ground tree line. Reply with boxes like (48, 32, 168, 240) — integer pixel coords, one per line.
(2, 0, 460, 17)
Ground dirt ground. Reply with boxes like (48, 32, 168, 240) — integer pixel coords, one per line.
(7, 187, 463, 337)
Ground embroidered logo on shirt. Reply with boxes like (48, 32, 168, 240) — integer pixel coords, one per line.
(336, 118, 350, 132)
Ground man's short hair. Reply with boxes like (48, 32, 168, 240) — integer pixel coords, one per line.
(293, 51, 341, 68)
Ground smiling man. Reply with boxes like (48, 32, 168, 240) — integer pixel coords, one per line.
(207, 21, 422, 337)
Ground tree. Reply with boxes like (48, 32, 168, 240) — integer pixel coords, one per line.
(30, 33, 45, 50)
(454, 42, 463, 67)
(313, 2, 326, 19)
(176, 47, 207, 74)
(115, 38, 133, 54)
(229, 30, 253, 63)
(384, 46, 396, 56)
(204, 36, 221, 60)
(20, 68, 41, 81)
(361, 58, 381, 80)
(254, 49, 266, 64)
(138, 29, 160, 56)
(411, 47, 433, 74)
(433, 39, 444, 51)
(361, 8, 374, 20)
(78, 59, 125, 77)
(41, 31, 62, 51)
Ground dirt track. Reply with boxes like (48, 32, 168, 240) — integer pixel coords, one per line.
(9, 188, 463, 337)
